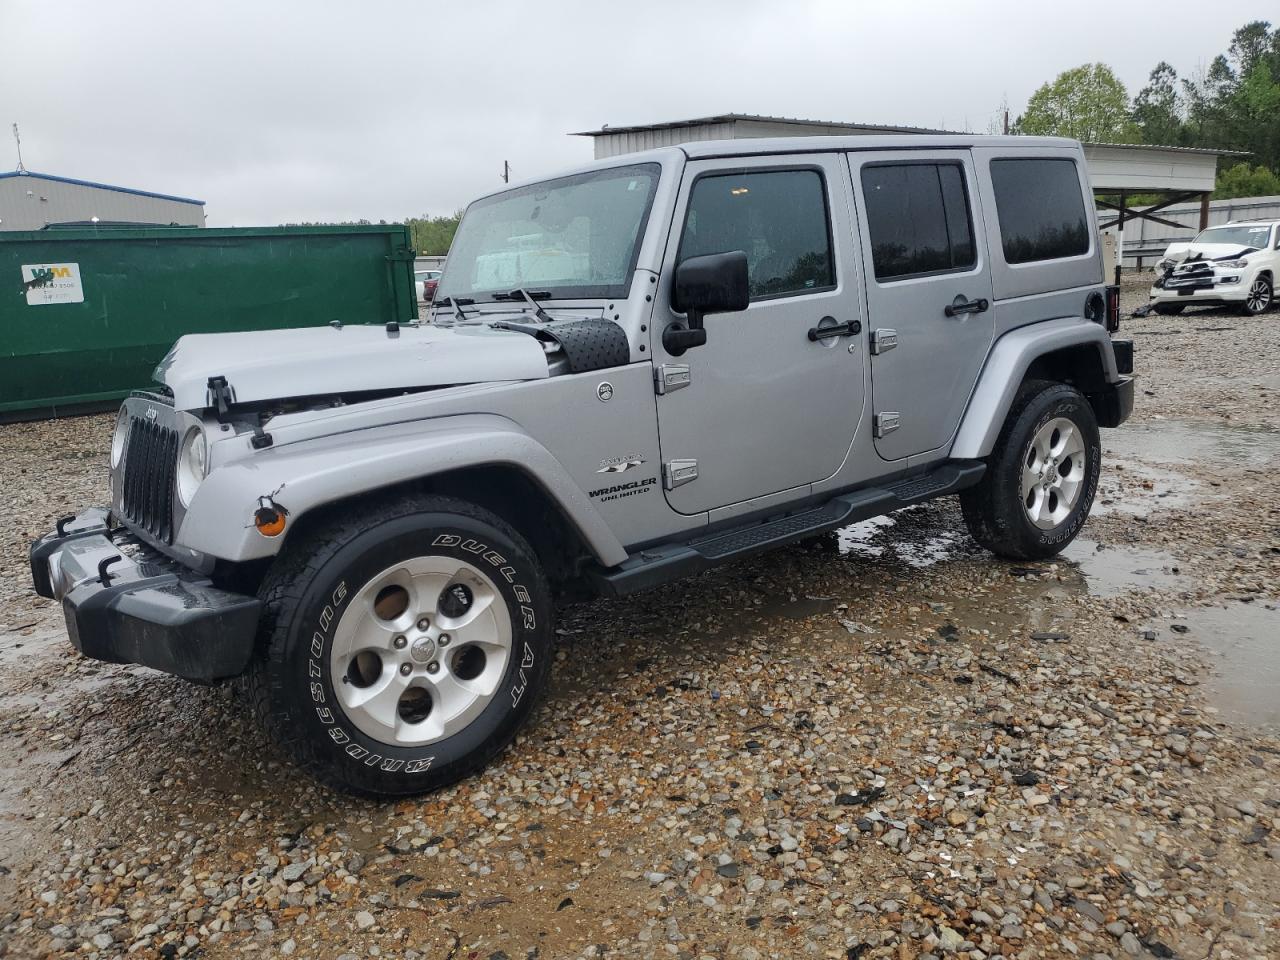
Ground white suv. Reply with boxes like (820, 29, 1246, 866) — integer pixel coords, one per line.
(1150, 220, 1277, 316)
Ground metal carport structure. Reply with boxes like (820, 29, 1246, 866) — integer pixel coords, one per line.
(572, 115, 1247, 281)
(1082, 142, 1249, 281)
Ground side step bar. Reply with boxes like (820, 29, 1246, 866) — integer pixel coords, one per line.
(593, 460, 985, 597)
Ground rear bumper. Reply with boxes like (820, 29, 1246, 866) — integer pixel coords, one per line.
(29, 509, 260, 683)
(1093, 375, 1134, 428)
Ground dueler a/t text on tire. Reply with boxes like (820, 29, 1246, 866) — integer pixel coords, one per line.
(242, 494, 552, 797)
(961, 380, 1101, 561)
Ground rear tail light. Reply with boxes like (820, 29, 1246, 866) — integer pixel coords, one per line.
(1105, 284, 1120, 332)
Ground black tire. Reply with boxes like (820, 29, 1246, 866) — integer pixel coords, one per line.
(1240, 274, 1273, 315)
(242, 494, 553, 797)
(960, 380, 1100, 561)
(1153, 303, 1185, 316)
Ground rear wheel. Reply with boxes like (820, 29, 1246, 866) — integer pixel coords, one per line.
(1241, 275, 1273, 315)
(961, 380, 1100, 561)
(243, 495, 552, 797)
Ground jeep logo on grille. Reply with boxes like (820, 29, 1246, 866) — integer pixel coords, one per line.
(144, 407, 159, 421)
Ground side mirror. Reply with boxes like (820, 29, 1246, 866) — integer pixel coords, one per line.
(664, 251, 749, 355)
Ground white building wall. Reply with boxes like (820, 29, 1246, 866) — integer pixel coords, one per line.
(0, 174, 204, 230)
(591, 122, 737, 159)
(1081, 145, 1218, 194)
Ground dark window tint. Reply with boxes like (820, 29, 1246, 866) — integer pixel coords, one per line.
(990, 158, 1090, 263)
(679, 169, 834, 300)
(861, 163, 975, 281)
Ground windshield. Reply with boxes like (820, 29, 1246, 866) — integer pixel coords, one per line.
(1193, 224, 1272, 250)
(438, 163, 661, 301)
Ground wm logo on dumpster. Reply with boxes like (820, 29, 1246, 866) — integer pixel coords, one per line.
(21, 262, 84, 304)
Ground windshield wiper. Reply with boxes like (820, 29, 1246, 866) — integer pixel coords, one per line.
(434, 295, 475, 320)
(495, 288, 553, 322)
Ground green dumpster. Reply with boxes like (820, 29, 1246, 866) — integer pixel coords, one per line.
(1, 224, 418, 419)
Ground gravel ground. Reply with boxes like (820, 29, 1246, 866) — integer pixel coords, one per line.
(1, 273, 1278, 959)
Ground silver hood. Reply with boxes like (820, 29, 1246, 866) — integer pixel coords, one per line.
(155, 322, 549, 410)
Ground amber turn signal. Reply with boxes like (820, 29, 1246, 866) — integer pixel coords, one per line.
(254, 505, 287, 537)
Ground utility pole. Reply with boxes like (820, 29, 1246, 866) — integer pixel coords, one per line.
(12, 122, 26, 172)
(1003, 110, 1009, 135)
(502, 160, 509, 184)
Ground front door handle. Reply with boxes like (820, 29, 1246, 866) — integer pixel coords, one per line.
(807, 317, 862, 341)
(944, 295, 990, 317)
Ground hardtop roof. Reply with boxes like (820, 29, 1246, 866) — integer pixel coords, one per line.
(675, 133, 1081, 159)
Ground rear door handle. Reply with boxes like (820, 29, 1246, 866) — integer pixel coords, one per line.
(807, 317, 862, 341)
(944, 296, 989, 317)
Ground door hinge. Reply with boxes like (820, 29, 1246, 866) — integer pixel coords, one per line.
(870, 328, 898, 355)
(874, 412, 901, 438)
(654, 363, 691, 395)
(663, 459, 698, 490)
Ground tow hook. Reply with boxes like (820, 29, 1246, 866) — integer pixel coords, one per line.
(97, 554, 123, 586)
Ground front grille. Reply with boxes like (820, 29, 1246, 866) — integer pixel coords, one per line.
(120, 417, 180, 543)
(1164, 262, 1215, 290)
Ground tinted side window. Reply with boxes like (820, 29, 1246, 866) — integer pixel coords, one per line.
(679, 169, 834, 300)
(861, 163, 975, 281)
(990, 158, 1090, 264)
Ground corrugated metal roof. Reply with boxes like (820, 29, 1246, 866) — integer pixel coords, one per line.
(0, 169, 205, 205)
(572, 113, 958, 137)
(1083, 141, 1249, 156)
(572, 114, 1247, 157)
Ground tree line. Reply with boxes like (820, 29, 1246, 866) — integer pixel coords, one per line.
(1013, 20, 1280, 198)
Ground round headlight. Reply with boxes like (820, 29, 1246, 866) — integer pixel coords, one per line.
(176, 427, 208, 506)
(110, 410, 130, 468)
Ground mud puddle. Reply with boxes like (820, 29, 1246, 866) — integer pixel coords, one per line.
(1062, 538, 1188, 599)
(1153, 601, 1280, 732)
(836, 508, 966, 568)
(1107, 419, 1280, 468)
(1094, 457, 1200, 517)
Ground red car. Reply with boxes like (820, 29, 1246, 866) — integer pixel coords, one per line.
(415, 269, 441, 302)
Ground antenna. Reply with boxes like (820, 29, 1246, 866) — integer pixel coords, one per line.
(12, 123, 26, 172)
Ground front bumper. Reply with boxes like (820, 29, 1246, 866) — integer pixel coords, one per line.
(1150, 278, 1247, 304)
(29, 509, 260, 683)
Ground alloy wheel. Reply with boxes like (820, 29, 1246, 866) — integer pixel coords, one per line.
(1020, 417, 1087, 530)
(1245, 278, 1272, 314)
(329, 556, 512, 747)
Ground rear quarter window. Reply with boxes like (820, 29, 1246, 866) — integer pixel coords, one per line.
(990, 158, 1090, 264)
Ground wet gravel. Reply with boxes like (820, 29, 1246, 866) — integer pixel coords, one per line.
(1, 272, 1278, 959)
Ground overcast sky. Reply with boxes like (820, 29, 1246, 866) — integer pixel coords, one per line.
(2, 1, 1274, 226)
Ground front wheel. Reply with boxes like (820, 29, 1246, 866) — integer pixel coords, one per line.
(243, 495, 553, 797)
(961, 380, 1100, 561)
(1240, 275, 1273, 315)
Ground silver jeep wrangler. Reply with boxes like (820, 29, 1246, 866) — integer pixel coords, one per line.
(31, 135, 1133, 796)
